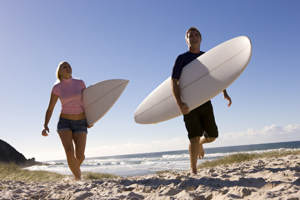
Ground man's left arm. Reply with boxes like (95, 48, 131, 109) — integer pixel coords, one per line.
(223, 89, 232, 107)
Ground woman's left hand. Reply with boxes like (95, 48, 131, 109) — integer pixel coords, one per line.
(42, 127, 49, 137)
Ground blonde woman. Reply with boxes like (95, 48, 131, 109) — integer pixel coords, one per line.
(42, 61, 92, 181)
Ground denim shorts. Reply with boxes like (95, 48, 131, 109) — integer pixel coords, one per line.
(57, 118, 88, 134)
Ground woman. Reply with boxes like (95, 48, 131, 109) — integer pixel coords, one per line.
(42, 61, 92, 181)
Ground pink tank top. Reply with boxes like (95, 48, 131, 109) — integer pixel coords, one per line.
(52, 78, 86, 114)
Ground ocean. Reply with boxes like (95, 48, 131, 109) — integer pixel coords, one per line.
(26, 140, 300, 177)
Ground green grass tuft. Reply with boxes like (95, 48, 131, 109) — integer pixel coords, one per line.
(83, 172, 119, 180)
(156, 170, 172, 174)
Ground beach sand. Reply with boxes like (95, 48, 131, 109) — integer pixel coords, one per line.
(1, 154, 300, 200)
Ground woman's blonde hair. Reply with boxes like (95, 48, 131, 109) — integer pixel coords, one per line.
(56, 61, 70, 82)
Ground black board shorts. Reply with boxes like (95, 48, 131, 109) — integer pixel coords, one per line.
(183, 101, 218, 140)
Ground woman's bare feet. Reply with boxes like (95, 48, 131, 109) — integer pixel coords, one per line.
(191, 168, 198, 174)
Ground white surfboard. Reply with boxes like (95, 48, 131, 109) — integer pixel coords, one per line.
(134, 36, 252, 124)
(83, 79, 129, 126)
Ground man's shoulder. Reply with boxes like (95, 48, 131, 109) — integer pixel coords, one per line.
(175, 51, 189, 62)
(176, 51, 205, 62)
(178, 51, 205, 57)
(178, 51, 190, 57)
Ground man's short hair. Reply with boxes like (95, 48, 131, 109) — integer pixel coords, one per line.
(185, 27, 202, 40)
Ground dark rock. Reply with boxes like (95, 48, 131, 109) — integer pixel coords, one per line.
(0, 139, 41, 167)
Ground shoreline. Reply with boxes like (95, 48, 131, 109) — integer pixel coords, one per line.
(1, 154, 300, 199)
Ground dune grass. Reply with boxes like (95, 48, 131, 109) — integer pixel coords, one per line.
(156, 170, 173, 174)
(0, 162, 119, 182)
(0, 162, 64, 182)
(198, 149, 300, 169)
(82, 172, 119, 180)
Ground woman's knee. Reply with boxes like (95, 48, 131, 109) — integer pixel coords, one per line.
(76, 153, 85, 161)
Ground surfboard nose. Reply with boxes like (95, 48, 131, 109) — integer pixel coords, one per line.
(83, 79, 129, 126)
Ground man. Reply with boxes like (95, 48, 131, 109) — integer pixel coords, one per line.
(171, 27, 232, 174)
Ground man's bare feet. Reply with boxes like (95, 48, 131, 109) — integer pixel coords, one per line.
(198, 144, 205, 159)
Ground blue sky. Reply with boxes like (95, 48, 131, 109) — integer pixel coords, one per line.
(0, 0, 299, 161)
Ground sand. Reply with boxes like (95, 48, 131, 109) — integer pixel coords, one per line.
(1, 154, 300, 200)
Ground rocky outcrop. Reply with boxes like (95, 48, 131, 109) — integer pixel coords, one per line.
(0, 139, 40, 167)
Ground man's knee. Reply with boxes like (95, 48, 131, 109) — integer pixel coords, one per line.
(207, 137, 217, 143)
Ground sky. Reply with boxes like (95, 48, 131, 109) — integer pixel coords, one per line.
(0, 0, 299, 162)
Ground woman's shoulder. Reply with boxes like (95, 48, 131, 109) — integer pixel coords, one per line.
(52, 81, 62, 95)
(53, 80, 62, 88)
(73, 78, 86, 88)
(73, 77, 84, 82)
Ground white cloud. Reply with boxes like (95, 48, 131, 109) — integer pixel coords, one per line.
(280, 124, 300, 134)
(210, 124, 300, 147)
(222, 124, 300, 140)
